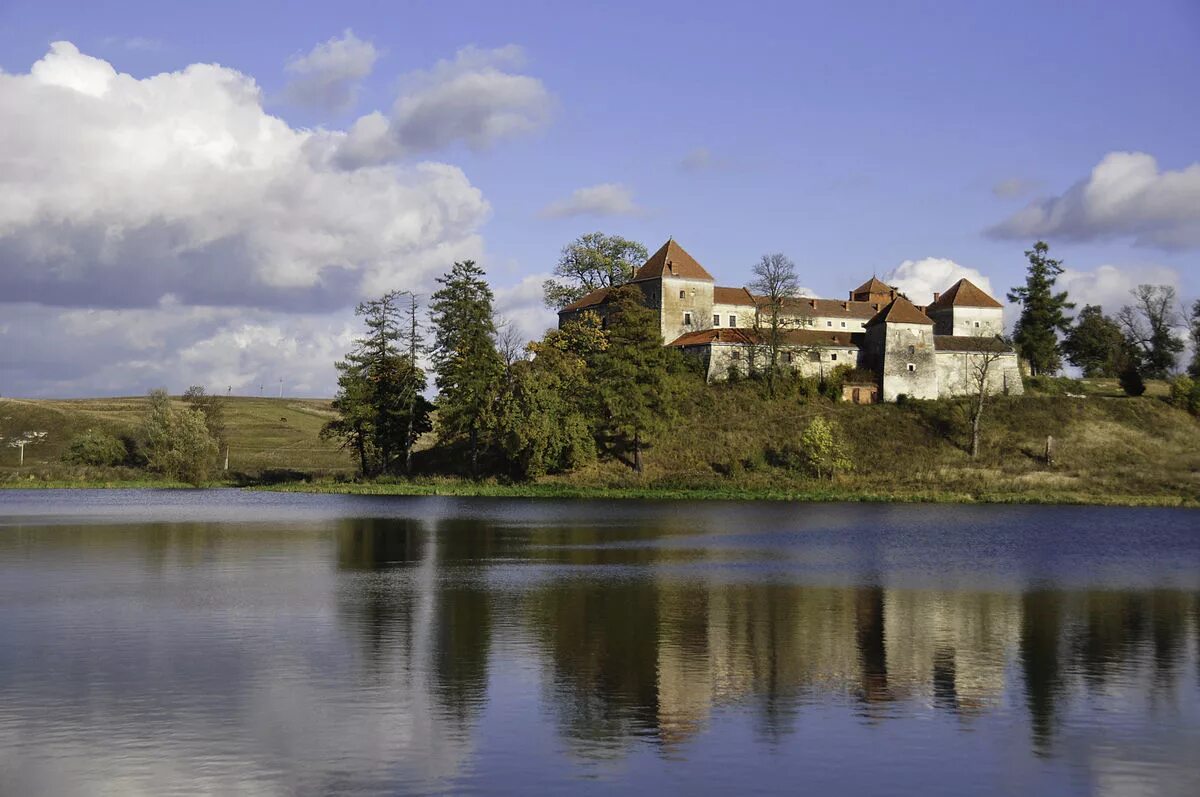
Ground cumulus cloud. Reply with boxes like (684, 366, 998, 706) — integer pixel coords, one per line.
(881, 257, 995, 305)
(1057, 264, 1182, 314)
(0, 41, 488, 312)
(282, 29, 378, 112)
(335, 45, 552, 166)
(988, 151, 1200, 249)
(493, 274, 557, 343)
(539, 183, 641, 219)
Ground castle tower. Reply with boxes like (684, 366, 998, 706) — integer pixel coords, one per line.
(925, 279, 1004, 337)
(864, 296, 937, 401)
(631, 239, 715, 343)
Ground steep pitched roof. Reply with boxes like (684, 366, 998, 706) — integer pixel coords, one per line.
(713, 286, 757, 306)
(770, 296, 882, 320)
(929, 278, 1003, 310)
(864, 296, 934, 327)
(559, 286, 612, 313)
(934, 335, 1013, 353)
(852, 276, 893, 295)
(632, 239, 714, 282)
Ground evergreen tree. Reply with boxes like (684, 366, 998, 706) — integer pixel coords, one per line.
(430, 261, 504, 476)
(1189, 299, 1200, 378)
(323, 290, 431, 476)
(1062, 305, 1126, 377)
(1007, 242, 1074, 375)
(542, 233, 647, 310)
(591, 285, 676, 473)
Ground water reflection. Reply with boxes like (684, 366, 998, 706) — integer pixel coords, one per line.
(0, 497, 1198, 795)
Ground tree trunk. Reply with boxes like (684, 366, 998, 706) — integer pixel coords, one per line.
(355, 425, 368, 476)
(633, 432, 643, 474)
(469, 427, 479, 479)
(970, 397, 984, 458)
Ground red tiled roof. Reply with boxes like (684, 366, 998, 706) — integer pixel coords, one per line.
(766, 296, 881, 319)
(865, 296, 934, 327)
(559, 286, 612, 313)
(713, 286, 756, 306)
(852, 276, 893, 295)
(929, 278, 1003, 309)
(632, 239, 714, 282)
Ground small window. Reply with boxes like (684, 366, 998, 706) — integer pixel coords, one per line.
(713, 314, 721, 326)
(729, 315, 737, 327)
(784, 351, 794, 363)
(731, 350, 741, 361)
(974, 321, 980, 328)
(684, 312, 692, 326)
(840, 321, 846, 328)
(679, 290, 686, 299)
(809, 351, 821, 362)
(826, 320, 833, 327)
(907, 363, 916, 372)
(908, 345, 915, 356)
(831, 353, 838, 362)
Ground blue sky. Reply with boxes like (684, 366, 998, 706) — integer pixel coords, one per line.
(1, 0, 1197, 395)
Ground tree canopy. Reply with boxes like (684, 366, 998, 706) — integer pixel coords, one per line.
(542, 232, 648, 310)
(1007, 241, 1074, 376)
(1063, 305, 1126, 378)
(1118, 284, 1184, 379)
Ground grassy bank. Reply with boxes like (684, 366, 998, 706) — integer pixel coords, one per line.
(3, 387, 1198, 507)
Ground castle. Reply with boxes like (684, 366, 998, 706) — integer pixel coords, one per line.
(558, 239, 1023, 403)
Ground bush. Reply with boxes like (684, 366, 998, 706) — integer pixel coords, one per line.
(63, 430, 127, 466)
(799, 416, 853, 480)
(1168, 376, 1200, 415)
(1119, 364, 1146, 397)
(143, 390, 219, 485)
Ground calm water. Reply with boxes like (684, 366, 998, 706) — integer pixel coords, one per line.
(1, 491, 1198, 796)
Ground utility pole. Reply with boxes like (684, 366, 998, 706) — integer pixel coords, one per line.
(278, 378, 283, 399)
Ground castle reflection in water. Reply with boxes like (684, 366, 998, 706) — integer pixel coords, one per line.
(335, 516, 1200, 756)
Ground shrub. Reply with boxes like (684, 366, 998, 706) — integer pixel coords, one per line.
(1119, 364, 1146, 397)
(1168, 376, 1200, 415)
(799, 416, 853, 480)
(143, 390, 219, 485)
(63, 430, 127, 467)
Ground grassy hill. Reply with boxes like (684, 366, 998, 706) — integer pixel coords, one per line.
(0, 395, 353, 479)
(2, 386, 1198, 505)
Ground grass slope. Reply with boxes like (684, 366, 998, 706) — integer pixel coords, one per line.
(0, 395, 353, 479)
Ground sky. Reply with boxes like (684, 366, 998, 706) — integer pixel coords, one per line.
(1, 0, 1198, 397)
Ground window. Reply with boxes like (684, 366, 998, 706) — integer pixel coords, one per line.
(784, 351, 793, 363)
(826, 320, 833, 327)
(713, 314, 721, 326)
(974, 321, 980, 328)
(831, 353, 838, 362)
(679, 290, 686, 299)
(907, 363, 916, 372)
(840, 321, 846, 328)
(684, 312, 692, 326)
(908, 345, 915, 356)
(809, 351, 821, 362)
(731, 349, 741, 361)
(729, 315, 737, 327)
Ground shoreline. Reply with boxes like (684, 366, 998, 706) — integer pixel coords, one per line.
(1, 479, 1195, 508)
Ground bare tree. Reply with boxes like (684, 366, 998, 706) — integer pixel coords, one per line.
(1117, 284, 1184, 379)
(749, 253, 803, 395)
(966, 338, 1008, 459)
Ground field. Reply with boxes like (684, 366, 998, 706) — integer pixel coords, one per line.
(0, 395, 354, 477)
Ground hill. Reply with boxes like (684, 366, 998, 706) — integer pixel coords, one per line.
(0, 396, 353, 479)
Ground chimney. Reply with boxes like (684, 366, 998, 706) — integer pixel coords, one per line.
(933, 292, 941, 302)
(848, 291, 854, 301)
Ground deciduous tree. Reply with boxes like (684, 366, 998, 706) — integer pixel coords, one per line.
(1117, 284, 1184, 379)
(542, 233, 647, 310)
(1062, 305, 1125, 378)
(750, 252, 804, 395)
(143, 389, 219, 485)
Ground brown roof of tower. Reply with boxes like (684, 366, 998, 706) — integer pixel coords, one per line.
(558, 286, 613, 313)
(852, 276, 893, 295)
(632, 239, 714, 282)
(864, 296, 934, 327)
(768, 296, 881, 319)
(928, 278, 1003, 310)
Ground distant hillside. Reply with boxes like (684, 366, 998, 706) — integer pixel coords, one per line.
(0, 396, 353, 477)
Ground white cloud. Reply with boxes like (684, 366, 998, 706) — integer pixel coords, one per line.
(539, 183, 641, 219)
(881, 257, 995, 305)
(283, 29, 378, 112)
(335, 45, 552, 166)
(494, 274, 556, 343)
(0, 41, 489, 311)
(988, 151, 1200, 249)
(1057, 264, 1182, 314)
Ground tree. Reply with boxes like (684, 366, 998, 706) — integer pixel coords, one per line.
(1117, 284, 1184, 379)
(323, 291, 432, 476)
(1187, 299, 1200, 378)
(63, 429, 127, 466)
(1007, 241, 1074, 376)
(799, 416, 853, 480)
(749, 252, 805, 395)
(182, 385, 226, 453)
(142, 389, 219, 485)
(591, 285, 676, 473)
(964, 339, 1008, 459)
(1118, 357, 1146, 396)
(542, 233, 648, 310)
(1062, 305, 1126, 378)
(430, 261, 505, 476)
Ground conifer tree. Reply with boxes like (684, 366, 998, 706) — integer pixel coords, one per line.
(1189, 299, 1200, 378)
(591, 285, 675, 473)
(429, 260, 504, 476)
(1007, 242, 1074, 375)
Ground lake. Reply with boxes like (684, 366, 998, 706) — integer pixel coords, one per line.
(1, 490, 1198, 796)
